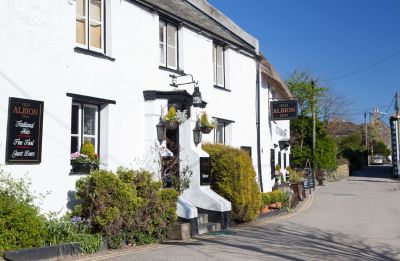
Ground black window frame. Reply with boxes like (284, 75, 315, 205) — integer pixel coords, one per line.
(70, 102, 101, 156)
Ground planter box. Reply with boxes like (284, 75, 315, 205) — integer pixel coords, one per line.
(71, 162, 99, 174)
(167, 222, 191, 240)
(3, 243, 81, 261)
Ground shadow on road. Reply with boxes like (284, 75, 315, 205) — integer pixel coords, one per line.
(170, 222, 400, 260)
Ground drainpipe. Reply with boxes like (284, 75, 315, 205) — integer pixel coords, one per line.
(256, 57, 263, 192)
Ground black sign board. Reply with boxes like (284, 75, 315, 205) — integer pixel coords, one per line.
(6, 97, 44, 164)
(270, 100, 298, 120)
(200, 157, 211, 186)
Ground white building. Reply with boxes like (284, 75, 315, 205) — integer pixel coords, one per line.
(0, 0, 292, 232)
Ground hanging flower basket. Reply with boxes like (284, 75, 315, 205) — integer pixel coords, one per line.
(200, 126, 213, 134)
(165, 120, 179, 130)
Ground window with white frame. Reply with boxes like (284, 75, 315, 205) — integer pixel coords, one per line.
(76, 0, 104, 52)
(70, 103, 99, 154)
(159, 20, 178, 69)
(213, 43, 225, 87)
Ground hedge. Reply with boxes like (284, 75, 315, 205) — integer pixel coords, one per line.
(202, 143, 261, 223)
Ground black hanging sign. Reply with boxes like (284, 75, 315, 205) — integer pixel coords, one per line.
(6, 97, 44, 164)
(200, 157, 211, 186)
(270, 100, 298, 120)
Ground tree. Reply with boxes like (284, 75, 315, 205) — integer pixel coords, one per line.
(286, 70, 326, 151)
(319, 89, 352, 124)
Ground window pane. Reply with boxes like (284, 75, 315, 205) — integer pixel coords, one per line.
(83, 137, 97, 148)
(84, 106, 96, 135)
(76, 0, 86, 45)
(90, 0, 101, 22)
(90, 22, 102, 49)
(213, 45, 216, 83)
(76, 19, 86, 45)
(167, 24, 176, 46)
(167, 46, 176, 68)
(71, 104, 80, 134)
(159, 22, 165, 43)
(216, 124, 224, 144)
(77, 0, 85, 16)
(71, 136, 79, 154)
(217, 67, 224, 86)
(160, 43, 165, 64)
(216, 46, 223, 66)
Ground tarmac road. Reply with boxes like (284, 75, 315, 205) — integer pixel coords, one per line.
(76, 165, 400, 261)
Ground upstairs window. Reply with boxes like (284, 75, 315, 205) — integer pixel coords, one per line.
(159, 20, 178, 69)
(76, 0, 104, 52)
(213, 44, 225, 87)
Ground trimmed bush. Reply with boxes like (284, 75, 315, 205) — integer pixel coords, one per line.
(74, 168, 178, 248)
(261, 193, 270, 206)
(202, 143, 261, 223)
(0, 170, 47, 255)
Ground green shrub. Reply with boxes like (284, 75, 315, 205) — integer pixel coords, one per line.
(261, 193, 270, 206)
(202, 143, 261, 223)
(117, 168, 178, 244)
(0, 170, 47, 255)
(267, 192, 278, 204)
(74, 168, 178, 249)
(273, 190, 284, 202)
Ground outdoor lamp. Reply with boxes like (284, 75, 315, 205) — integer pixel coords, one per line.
(170, 75, 178, 87)
(193, 120, 202, 146)
(156, 117, 166, 144)
(192, 84, 202, 107)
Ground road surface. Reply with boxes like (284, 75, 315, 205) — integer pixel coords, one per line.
(77, 165, 400, 260)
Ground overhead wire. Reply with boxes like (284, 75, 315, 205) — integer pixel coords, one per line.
(320, 49, 400, 82)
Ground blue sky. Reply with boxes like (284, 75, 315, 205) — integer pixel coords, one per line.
(207, 0, 400, 123)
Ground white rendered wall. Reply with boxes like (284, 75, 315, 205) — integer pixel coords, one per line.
(0, 0, 259, 213)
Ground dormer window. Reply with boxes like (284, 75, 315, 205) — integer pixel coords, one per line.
(159, 20, 179, 70)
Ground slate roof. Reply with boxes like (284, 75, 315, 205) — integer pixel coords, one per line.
(135, 0, 257, 52)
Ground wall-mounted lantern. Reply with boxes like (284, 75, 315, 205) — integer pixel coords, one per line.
(193, 120, 202, 146)
(156, 117, 166, 144)
(169, 74, 202, 107)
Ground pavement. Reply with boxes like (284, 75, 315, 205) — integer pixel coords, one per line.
(72, 165, 400, 261)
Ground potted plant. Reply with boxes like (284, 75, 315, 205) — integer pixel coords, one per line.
(268, 191, 278, 209)
(199, 112, 217, 134)
(289, 169, 305, 201)
(316, 169, 327, 185)
(274, 190, 284, 209)
(261, 192, 270, 214)
(70, 140, 99, 173)
(163, 106, 188, 130)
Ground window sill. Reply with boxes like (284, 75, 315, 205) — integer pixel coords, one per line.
(74, 47, 115, 62)
(159, 66, 185, 75)
(69, 171, 90, 176)
(214, 85, 231, 92)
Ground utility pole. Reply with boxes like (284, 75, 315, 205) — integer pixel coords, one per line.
(311, 80, 317, 187)
(365, 111, 369, 164)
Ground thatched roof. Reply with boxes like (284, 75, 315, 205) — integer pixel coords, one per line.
(260, 53, 293, 99)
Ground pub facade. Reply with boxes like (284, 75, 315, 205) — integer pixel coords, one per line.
(0, 0, 291, 230)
